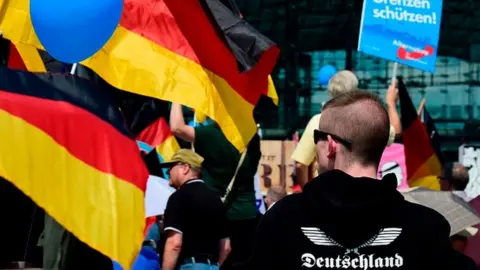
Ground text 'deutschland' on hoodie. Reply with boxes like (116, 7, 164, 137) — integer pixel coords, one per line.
(249, 170, 455, 270)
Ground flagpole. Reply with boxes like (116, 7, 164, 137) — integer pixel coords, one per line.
(417, 97, 426, 116)
(191, 112, 197, 152)
(391, 62, 398, 85)
(70, 63, 78, 75)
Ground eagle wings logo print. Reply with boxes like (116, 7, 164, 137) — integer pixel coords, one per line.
(301, 227, 402, 256)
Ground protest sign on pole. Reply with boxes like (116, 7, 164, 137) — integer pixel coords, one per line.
(358, 0, 443, 72)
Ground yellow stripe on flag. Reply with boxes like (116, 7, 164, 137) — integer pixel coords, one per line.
(81, 27, 255, 150)
(156, 136, 180, 161)
(14, 43, 46, 72)
(409, 155, 441, 190)
(0, 2, 259, 151)
(267, 75, 279, 106)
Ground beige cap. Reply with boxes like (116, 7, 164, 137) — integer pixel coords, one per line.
(159, 149, 204, 169)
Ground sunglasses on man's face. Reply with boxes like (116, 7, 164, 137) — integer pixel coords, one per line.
(313, 129, 352, 149)
(167, 162, 184, 175)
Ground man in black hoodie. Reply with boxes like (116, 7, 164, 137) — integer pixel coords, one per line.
(250, 91, 454, 269)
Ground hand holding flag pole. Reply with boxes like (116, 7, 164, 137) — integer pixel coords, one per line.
(70, 63, 78, 75)
(391, 62, 398, 86)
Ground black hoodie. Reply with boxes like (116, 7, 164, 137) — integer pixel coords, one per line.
(250, 170, 456, 270)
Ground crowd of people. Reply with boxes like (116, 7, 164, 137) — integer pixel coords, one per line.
(140, 70, 479, 269)
(3, 70, 478, 269)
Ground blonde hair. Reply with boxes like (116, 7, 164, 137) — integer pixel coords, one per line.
(327, 70, 359, 98)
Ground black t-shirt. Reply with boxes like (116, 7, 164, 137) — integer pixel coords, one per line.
(164, 179, 229, 263)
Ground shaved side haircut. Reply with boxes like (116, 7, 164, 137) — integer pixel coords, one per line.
(320, 90, 390, 166)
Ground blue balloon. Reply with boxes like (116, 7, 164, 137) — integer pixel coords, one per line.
(30, 0, 123, 63)
(317, 65, 337, 86)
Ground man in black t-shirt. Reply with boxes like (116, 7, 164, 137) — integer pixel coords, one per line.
(160, 149, 231, 270)
(170, 103, 261, 269)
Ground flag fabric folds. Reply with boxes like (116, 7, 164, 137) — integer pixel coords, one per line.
(420, 105, 445, 166)
(398, 78, 441, 190)
(6, 41, 46, 72)
(0, 0, 279, 151)
(104, 82, 180, 162)
(0, 67, 149, 269)
(132, 107, 180, 162)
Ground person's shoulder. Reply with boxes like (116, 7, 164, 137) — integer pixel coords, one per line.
(311, 113, 321, 121)
(400, 200, 450, 234)
(306, 114, 321, 127)
(264, 193, 303, 220)
(167, 189, 182, 201)
(195, 124, 219, 136)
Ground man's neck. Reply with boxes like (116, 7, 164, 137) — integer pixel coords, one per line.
(177, 177, 202, 189)
(339, 163, 378, 179)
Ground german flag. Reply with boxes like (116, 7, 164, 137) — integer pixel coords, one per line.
(76, 67, 181, 161)
(125, 94, 180, 161)
(420, 105, 445, 166)
(0, 67, 149, 269)
(398, 78, 441, 190)
(0, 0, 279, 151)
(4, 39, 45, 72)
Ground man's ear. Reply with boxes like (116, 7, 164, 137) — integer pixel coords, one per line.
(327, 135, 337, 159)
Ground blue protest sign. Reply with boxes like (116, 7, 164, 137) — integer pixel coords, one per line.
(358, 0, 443, 72)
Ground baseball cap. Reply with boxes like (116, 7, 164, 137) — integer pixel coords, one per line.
(159, 149, 204, 169)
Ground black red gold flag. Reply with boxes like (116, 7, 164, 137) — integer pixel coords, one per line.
(399, 77, 441, 190)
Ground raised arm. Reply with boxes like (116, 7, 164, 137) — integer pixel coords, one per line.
(386, 83, 402, 139)
(170, 103, 195, 142)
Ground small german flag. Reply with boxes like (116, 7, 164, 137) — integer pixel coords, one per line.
(6, 40, 45, 72)
(75, 65, 181, 162)
(126, 97, 180, 162)
(420, 105, 445, 166)
(398, 77, 441, 190)
(0, 0, 279, 151)
(0, 67, 149, 269)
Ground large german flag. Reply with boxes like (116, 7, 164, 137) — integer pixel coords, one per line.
(398, 78, 441, 190)
(0, 0, 279, 151)
(0, 67, 149, 269)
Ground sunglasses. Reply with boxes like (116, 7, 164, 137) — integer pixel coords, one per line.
(313, 129, 352, 149)
(167, 162, 184, 174)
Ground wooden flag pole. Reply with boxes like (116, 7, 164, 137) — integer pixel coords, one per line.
(417, 97, 426, 116)
(70, 63, 78, 75)
(391, 62, 398, 85)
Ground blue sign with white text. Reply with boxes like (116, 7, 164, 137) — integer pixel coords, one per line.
(358, 0, 443, 72)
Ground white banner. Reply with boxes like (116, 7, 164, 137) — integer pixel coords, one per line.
(144, 176, 175, 217)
